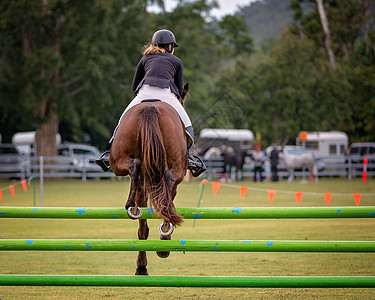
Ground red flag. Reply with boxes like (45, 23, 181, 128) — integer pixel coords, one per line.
(239, 186, 248, 199)
(267, 189, 276, 204)
(9, 185, 15, 197)
(211, 182, 221, 196)
(353, 193, 361, 206)
(202, 179, 208, 185)
(0, 189, 2, 201)
(295, 192, 303, 205)
(21, 180, 27, 192)
(324, 193, 332, 206)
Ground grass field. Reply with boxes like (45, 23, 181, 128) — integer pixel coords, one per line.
(0, 177, 374, 299)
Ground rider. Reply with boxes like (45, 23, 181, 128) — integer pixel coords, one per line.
(96, 29, 206, 177)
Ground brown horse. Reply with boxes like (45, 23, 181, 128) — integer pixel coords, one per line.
(109, 100, 187, 275)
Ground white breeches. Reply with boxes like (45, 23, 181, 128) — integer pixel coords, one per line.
(109, 85, 191, 143)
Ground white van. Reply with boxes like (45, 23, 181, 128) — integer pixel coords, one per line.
(296, 131, 348, 158)
(12, 131, 62, 155)
(199, 128, 254, 152)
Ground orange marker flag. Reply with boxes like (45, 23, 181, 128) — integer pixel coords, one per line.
(0, 189, 2, 201)
(267, 189, 276, 204)
(21, 180, 27, 192)
(9, 185, 15, 197)
(324, 193, 332, 206)
(295, 192, 303, 205)
(353, 193, 362, 206)
(239, 186, 248, 199)
(211, 182, 221, 196)
(202, 179, 208, 185)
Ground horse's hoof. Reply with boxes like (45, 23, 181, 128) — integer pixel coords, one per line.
(159, 222, 174, 236)
(127, 207, 143, 219)
(135, 267, 148, 275)
(156, 251, 170, 258)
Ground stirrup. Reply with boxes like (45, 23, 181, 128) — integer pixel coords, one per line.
(188, 155, 206, 177)
(95, 150, 111, 172)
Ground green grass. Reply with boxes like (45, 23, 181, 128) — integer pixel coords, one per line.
(0, 177, 374, 299)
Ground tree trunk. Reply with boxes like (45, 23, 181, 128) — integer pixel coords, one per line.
(362, 0, 374, 62)
(36, 105, 58, 157)
(316, 0, 337, 69)
(35, 0, 62, 157)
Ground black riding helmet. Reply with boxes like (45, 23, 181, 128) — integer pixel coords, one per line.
(151, 29, 179, 53)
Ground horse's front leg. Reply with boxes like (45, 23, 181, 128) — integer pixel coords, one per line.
(135, 219, 149, 275)
(135, 192, 149, 275)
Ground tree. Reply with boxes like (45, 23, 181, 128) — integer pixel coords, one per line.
(290, 0, 375, 141)
(215, 30, 353, 145)
(0, 0, 156, 154)
(291, 0, 373, 63)
(219, 15, 253, 56)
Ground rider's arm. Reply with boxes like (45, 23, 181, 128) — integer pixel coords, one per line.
(132, 58, 145, 92)
(174, 60, 184, 97)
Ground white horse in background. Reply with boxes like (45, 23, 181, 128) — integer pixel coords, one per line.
(279, 152, 318, 183)
(204, 147, 222, 159)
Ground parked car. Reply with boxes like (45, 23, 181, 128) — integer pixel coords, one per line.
(348, 142, 375, 167)
(58, 143, 101, 171)
(0, 143, 20, 155)
(0, 144, 25, 178)
(349, 142, 375, 157)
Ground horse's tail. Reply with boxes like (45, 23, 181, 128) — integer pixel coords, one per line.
(138, 105, 183, 227)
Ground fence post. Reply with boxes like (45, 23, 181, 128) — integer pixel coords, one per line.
(82, 159, 87, 182)
(39, 156, 44, 207)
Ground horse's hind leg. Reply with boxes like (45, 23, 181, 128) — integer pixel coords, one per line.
(122, 157, 149, 274)
(136, 219, 149, 275)
(135, 193, 149, 275)
(126, 158, 143, 218)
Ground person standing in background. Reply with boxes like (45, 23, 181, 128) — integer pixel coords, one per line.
(250, 145, 265, 182)
(270, 144, 279, 182)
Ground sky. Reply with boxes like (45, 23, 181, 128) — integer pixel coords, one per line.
(148, 0, 256, 19)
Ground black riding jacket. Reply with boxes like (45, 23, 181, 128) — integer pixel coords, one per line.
(132, 52, 184, 98)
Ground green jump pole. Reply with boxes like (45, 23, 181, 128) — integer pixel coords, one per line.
(1, 239, 374, 252)
(1, 206, 374, 219)
(0, 275, 374, 287)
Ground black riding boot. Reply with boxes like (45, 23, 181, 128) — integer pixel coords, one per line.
(186, 126, 206, 177)
(95, 150, 111, 172)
